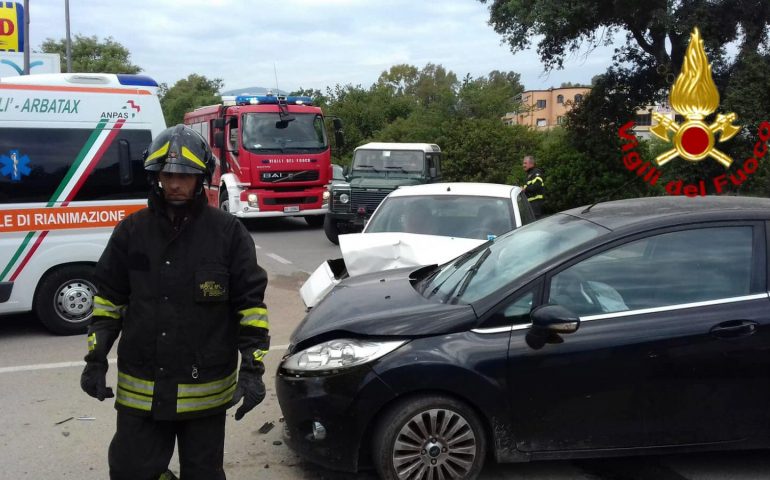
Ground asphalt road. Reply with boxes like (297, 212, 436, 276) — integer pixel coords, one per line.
(0, 216, 768, 479)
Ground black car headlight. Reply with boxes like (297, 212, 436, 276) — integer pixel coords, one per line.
(281, 339, 406, 375)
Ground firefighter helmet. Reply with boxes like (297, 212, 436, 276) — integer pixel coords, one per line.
(144, 124, 215, 182)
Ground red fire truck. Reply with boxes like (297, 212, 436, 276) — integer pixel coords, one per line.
(184, 94, 343, 225)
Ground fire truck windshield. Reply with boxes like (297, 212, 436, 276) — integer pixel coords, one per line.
(242, 113, 328, 153)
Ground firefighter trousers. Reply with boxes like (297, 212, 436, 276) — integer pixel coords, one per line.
(108, 410, 226, 480)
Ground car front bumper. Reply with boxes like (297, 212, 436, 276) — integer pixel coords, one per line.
(275, 365, 396, 472)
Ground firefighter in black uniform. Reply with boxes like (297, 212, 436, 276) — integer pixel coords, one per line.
(522, 155, 545, 219)
(80, 125, 270, 480)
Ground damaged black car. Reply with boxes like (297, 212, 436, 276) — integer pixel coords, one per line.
(276, 196, 770, 479)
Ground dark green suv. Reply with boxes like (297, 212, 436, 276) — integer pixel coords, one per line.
(323, 142, 442, 244)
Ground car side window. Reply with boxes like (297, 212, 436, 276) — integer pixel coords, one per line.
(482, 286, 539, 328)
(502, 291, 534, 324)
(548, 226, 755, 316)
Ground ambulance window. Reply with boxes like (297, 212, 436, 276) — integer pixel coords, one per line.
(0, 128, 152, 203)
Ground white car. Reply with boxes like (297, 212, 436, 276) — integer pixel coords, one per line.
(301, 183, 536, 308)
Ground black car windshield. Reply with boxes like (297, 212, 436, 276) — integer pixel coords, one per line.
(353, 149, 424, 173)
(365, 195, 515, 240)
(242, 113, 328, 153)
(419, 214, 609, 303)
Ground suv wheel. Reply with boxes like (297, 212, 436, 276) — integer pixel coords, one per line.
(373, 395, 487, 480)
(323, 215, 340, 244)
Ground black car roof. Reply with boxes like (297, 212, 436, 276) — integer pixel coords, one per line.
(563, 196, 770, 231)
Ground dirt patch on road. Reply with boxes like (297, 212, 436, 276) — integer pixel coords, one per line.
(269, 272, 310, 292)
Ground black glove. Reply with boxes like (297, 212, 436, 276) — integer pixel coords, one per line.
(80, 362, 114, 401)
(229, 368, 266, 420)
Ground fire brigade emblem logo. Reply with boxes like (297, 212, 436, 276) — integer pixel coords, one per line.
(0, 149, 31, 181)
(651, 28, 739, 167)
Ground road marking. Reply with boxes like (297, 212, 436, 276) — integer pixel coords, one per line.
(0, 344, 291, 374)
(266, 252, 292, 265)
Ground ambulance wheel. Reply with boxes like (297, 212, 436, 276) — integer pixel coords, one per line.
(35, 265, 96, 335)
(323, 215, 340, 245)
(304, 215, 324, 228)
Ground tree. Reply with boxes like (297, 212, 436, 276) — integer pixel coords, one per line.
(41, 35, 141, 74)
(159, 74, 223, 126)
(458, 70, 524, 119)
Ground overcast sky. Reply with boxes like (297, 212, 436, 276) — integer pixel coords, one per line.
(28, 0, 616, 93)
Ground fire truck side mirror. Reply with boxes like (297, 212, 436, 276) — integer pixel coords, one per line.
(213, 131, 224, 148)
(213, 118, 225, 130)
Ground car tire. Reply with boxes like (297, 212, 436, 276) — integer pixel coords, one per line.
(372, 395, 487, 480)
(34, 265, 96, 335)
(304, 215, 324, 228)
(323, 215, 340, 245)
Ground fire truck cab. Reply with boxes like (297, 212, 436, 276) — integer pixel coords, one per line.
(184, 94, 342, 225)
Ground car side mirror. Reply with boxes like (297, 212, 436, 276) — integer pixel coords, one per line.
(525, 304, 580, 350)
(212, 118, 225, 130)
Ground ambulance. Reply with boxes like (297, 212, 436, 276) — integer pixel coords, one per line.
(0, 73, 166, 334)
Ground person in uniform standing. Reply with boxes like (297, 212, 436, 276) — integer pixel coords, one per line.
(522, 155, 545, 219)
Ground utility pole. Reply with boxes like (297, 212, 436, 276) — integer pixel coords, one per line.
(23, 0, 29, 74)
(65, 0, 72, 72)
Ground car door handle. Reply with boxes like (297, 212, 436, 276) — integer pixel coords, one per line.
(710, 320, 758, 339)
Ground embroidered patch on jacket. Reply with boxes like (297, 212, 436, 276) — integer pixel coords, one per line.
(199, 280, 226, 298)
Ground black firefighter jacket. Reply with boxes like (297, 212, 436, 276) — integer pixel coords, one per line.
(85, 191, 269, 421)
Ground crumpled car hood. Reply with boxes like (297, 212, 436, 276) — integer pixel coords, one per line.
(292, 266, 477, 347)
(299, 233, 484, 308)
(340, 232, 484, 276)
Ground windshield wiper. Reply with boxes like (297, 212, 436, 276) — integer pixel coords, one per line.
(425, 248, 483, 299)
(445, 247, 491, 303)
(355, 164, 380, 172)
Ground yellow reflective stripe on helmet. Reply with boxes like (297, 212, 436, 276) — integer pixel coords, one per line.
(181, 146, 207, 170)
(238, 307, 269, 330)
(177, 370, 237, 398)
(87, 333, 96, 351)
(144, 141, 169, 165)
(117, 371, 155, 396)
(176, 383, 236, 413)
(528, 195, 544, 201)
(253, 349, 268, 362)
(116, 386, 153, 411)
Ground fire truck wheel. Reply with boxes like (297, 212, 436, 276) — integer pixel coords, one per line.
(219, 190, 230, 213)
(34, 264, 95, 335)
(323, 215, 340, 245)
(304, 215, 325, 228)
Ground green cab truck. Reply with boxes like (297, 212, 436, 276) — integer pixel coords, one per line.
(323, 142, 442, 244)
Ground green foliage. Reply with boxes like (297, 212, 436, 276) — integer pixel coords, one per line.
(442, 120, 539, 184)
(41, 35, 141, 74)
(159, 74, 223, 126)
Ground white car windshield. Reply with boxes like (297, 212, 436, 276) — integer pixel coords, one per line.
(418, 214, 609, 303)
(365, 195, 515, 240)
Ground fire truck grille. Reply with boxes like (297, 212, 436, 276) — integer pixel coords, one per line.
(264, 196, 319, 205)
(261, 170, 319, 182)
(350, 188, 391, 214)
